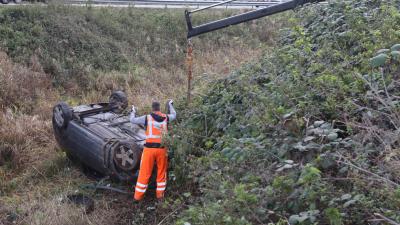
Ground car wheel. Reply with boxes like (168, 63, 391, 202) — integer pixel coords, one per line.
(109, 91, 128, 113)
(1, 0, 9, 4)
(108, 140, 142, 182)
(14, 0, 21, 3)
(53, 102, 72, 129)
(113, 141, 142, 172)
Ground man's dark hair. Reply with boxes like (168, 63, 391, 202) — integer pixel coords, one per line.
(152, 101, 161, 111)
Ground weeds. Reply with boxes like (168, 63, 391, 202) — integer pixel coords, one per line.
(171, 0, 400, 224)
(0, 52, 54, 114)
(0, 5, 280, 90)
(0, 4, 271, 224)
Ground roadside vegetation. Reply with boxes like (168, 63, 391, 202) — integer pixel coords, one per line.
(171, 0, 400, 224)
(0, 4, 283, 225)
(1, 0, 400, 224)
(0, 4, 277, 94)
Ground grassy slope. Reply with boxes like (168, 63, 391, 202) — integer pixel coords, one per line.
(0, 5, 284, 225)
(172, 0, 400, 224)
(0, 5, 275, 84)
(2, 1, 400, 224)
(0, 4, 285, 108)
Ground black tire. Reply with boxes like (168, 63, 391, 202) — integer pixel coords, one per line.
(109, 140, 142, 182)
(112, 141, 142, 172)
(109, 91, 128, 113)
(52, 102, 72, 129)
(14, 0, 21, 3)
(1, 0, 9, 4)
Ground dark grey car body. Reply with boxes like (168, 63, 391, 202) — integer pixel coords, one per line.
(52, 92, 144, 182)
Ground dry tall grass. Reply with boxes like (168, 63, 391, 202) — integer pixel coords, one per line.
(0, 52, 56, 173)
(0, 51, 65, 224)
(80, 44, 262, 111)
(0, 52, 55, 115)
(0, 35, 262, 224)
(0, 111, 54, 169)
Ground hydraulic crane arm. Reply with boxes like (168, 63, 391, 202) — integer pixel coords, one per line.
(185, 0, 325, 38)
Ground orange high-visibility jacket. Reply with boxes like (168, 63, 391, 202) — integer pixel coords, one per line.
(145, 113, 168, 146)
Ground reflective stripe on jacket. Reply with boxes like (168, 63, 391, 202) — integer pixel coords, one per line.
(145, 113, 168, 145)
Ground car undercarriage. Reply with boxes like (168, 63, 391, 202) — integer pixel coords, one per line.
(52, 91, 144, 183)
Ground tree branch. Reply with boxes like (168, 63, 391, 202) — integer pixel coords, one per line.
(336, 159, 399, 188)
(373, 213, 400, 225)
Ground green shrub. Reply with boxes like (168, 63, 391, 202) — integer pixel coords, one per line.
(171, 0, 400, 224)
(324, 208, 343, 225)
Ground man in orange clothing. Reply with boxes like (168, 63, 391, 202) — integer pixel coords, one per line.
(130, 100, 176, 201)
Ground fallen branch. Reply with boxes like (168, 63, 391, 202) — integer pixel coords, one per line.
(322, 177, 379, 182)
(373, 213, 400, 225)
(80, 183, 130, 195)
(336, 159, 400, 188)
(157, 205, 183, 225)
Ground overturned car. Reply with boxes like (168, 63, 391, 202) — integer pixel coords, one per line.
(52, 91, 144, 182)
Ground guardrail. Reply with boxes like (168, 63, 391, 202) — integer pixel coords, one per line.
(65, 0, 292, 8)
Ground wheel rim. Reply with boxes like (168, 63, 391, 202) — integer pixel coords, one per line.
(114, 145, 136, 171)
(109, 96, 123, 111)
(109, 96, 119, 106)
(53, 106, 64, 127)
(109, 92, 128, 113)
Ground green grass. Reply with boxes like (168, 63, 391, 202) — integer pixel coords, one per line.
(0, 5, 283, 225)
(0, 5, 282, 88)
(2, 1, 400, 224)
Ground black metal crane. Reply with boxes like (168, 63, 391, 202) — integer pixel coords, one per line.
(185, 0, 325, 38)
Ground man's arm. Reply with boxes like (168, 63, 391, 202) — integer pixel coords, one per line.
(167, 101, 177, 122)
(130, 110, 146, 125)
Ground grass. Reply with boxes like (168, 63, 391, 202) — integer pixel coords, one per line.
(0, 44, 263, 224)
(0, 4, 280, 224)
(6, 1, 398, 224)
(0, 4, 282, 89)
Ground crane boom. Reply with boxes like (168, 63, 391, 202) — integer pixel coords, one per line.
(185, 0, 325, 38)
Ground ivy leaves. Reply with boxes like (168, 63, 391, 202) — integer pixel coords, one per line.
(370, 43, 400, 67)
(174, 0, 400, 224)
(370, 53, 389, 68)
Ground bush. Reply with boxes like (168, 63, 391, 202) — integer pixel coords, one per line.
(171, 0, 400, 224)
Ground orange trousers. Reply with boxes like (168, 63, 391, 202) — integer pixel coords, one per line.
(134, 147, 168, 201)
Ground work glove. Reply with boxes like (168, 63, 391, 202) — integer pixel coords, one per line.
(131, 105, 136, 114)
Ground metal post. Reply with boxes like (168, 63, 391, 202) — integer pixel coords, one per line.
(186, 0, 325, 38)
(186, 39, 193, 104)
